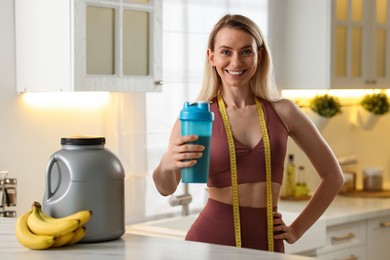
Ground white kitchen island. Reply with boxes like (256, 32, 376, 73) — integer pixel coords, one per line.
(0, 218, 312, 260)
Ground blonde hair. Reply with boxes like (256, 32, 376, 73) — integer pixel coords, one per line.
(196, 14, 280, 102)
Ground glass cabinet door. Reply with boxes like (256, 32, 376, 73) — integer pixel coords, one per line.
(86, 6, 115, 75)
(86, 6, 151, 77)
(333, 0, 364, 81)
(74, 0, 162, 92)
(122, 10, 149, 76)
(374, 0, 389, 79)
(333, 0, 389, 88)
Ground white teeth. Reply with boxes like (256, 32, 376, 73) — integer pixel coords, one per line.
(228, 70, 244, 75)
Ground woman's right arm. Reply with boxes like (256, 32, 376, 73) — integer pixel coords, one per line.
(152, 119, 205, 196)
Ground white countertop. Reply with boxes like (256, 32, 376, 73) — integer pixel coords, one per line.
(0, 218, 312, 260)
(279, 194, 390, 226)
(3, 195, 388, 259)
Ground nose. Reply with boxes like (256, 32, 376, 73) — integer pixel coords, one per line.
(230, 52, 243, 67)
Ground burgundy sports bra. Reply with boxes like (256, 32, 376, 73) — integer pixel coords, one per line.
(207, 97, 288, 188)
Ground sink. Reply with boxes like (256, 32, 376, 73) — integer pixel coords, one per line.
(126, 211, 326, 254)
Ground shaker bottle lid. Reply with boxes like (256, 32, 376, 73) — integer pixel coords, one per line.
(61, 136, 106, 145)
(180, 101, 214, 121)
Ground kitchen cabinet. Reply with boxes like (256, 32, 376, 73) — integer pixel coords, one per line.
(315, 220, 366, 260)
(312, 214, 390, 260)
(268, 0, 390, 90)
(316, 246, 366, 260)
(15, 0, 162, 93)
(367, 214, 390, 260)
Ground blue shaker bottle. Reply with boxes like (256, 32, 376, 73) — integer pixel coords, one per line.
(180, 101, 214, 183)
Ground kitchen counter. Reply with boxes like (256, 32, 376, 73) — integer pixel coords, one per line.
(3, 196, 387, 259)
(279, 194, 390, 226)
(0, 218, 312, 260)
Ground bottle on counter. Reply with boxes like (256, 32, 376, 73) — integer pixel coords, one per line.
(295, 166, 310, 197)
(285, 154, 296, 198)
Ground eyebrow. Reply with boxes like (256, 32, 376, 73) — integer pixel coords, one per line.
(217, 45, 255, 50)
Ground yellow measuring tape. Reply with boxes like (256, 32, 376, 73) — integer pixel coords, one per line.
(217, 95, 274, 251)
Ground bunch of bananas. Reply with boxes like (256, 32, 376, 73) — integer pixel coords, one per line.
(15, 201, 92, 250)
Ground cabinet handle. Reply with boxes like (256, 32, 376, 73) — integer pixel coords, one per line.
(333, 255, 358, 260)
(154, 80, 164, 86)
(331, 233, 355, 242)
(380, 221, 390, 227)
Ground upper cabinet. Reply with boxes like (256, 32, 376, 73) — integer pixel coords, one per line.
(15, 0, 162, 93)
(268, 0, 390, 89)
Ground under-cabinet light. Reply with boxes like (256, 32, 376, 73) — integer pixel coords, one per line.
(22, 92, 110, 109)
(281, 89, 389, 99)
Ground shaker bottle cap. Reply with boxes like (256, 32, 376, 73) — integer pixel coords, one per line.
(61, 136, 106, 145)
(180, 102, 214, 121)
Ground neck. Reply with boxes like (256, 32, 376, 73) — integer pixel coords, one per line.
(220, 88, 255, 109)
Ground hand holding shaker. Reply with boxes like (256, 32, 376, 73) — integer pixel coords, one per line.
(180, 102, 214, 183)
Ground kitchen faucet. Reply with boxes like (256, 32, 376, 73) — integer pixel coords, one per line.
(169, 183, 192, 216)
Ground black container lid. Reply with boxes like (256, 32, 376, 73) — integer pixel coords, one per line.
(61, 136, 106, 146)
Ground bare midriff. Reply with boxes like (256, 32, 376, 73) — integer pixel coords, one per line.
(208, 182, 281, 208)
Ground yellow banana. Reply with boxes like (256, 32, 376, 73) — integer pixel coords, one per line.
(51, 231, 75, 248)
(67, 226, 87, 245)
(27, 202, 80, 237)
(37, 203, 92, 227)
(15, 208, 55, 250)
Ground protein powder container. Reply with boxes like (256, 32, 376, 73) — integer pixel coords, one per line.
(42, 136, 125, 242)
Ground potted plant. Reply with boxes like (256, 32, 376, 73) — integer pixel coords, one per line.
(352, 93, 390, 130)
(361, 93, 390, 115)
(307, 94, 342, 131)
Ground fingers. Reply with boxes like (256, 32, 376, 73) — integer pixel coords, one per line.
(272, 212, 290, 242)
(272, 211, 285, 226)
(175, 135, 200, 144)
(170, 135, 205, 169)
(173, 135, 205, 152)
(273, 211, 285, 236)
(273, 225, 290, 241)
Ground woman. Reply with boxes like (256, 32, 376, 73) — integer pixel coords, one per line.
(153, 14, 343, 252)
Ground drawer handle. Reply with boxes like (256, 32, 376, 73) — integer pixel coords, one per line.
(154, 80, 164, 86)
(333, 255, 358, 260)
(331, 233, 355, 242)
(380, 221, 390, 228)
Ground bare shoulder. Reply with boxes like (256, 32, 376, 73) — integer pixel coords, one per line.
(271, 98, 303, 120)
(269, 98, 311, 133)
(271, 98, 299, 113)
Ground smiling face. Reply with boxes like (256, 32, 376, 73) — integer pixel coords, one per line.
(208, 27, 260, 91)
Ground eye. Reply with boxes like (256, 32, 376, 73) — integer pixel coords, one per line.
(242, 49, 254, 56)
(221, 49, 231, 55)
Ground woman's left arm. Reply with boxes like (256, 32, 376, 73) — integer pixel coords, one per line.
(272, 99, 344, 243)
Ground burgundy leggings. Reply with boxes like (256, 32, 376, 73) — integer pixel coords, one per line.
(185, 198, 285, 252)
